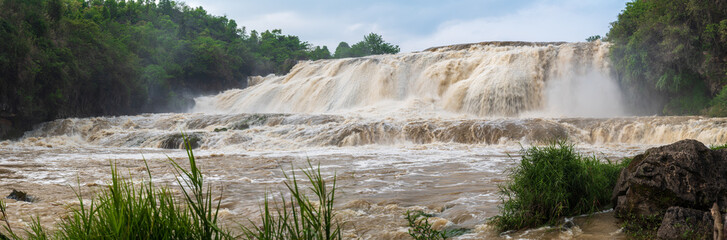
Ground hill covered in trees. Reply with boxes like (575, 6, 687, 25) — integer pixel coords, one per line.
(0, 0, 399, 139)
(608, 0, 727, 115)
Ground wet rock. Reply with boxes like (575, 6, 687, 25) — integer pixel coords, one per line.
(656, 206, 712, 239)
(232, 123, 249, 130)
(159, 133, 202, 149)
(0, 118, 11, 139)
(6, 189, 35, 202)
(231, 114, 273, 130)
(612, 139, 727, 217)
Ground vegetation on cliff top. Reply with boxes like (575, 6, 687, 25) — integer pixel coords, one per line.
(607, 0, 727, 115)
(0, 0, 399, 139)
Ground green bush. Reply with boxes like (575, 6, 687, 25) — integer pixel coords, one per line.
(620, 213, 662, 240)
(489, 141, 629, 232)
(708, 86, 727, 117)
(404, 211, 466, 240)
(711, 143, 727, 150)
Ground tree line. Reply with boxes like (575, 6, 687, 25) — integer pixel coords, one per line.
(607, 0, 727, 116)
(0, 0, 399, 139)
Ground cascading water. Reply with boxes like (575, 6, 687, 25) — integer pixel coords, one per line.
(2, 41, 727, 239)
(193, 41, 624, 118)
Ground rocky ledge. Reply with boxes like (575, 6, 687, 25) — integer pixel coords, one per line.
(613, 139, 727, 239)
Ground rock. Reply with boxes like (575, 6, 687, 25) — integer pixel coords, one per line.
(712, 203, 724, 240)
(612, 139, 727, 217)
(159, 133, 202, 149)
(6, 189, 35, 202)
(0, 118, 11, 139)
(657, 206, 712, 239)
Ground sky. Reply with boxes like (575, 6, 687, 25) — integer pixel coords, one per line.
(185, 0, 631, 52)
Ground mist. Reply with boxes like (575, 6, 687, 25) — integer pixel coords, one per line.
(540, 70, 627, 117)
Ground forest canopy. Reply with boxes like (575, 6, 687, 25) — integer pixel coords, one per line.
(0, 0, 399, 139)
(607, 0, 727, 115)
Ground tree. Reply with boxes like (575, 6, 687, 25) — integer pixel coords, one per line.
(362, 32, 399, 55)
(309, 46, 331, 60)
(333, 42, 351, 58)
(585, 35, 601, 42)
(334, 33, 399, 58)
(607, 0, 727, 115)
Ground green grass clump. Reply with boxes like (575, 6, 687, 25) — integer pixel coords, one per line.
(404, 211, 466, 240)
(0, 136, 340, 240)
(240, 161, 341, 240)
(619, 213, 662, 240)
(710, 143, 727, 150)
(0, 138, 230, 240)
(489, 141, 629, 232)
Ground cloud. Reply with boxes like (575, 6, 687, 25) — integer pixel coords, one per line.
(401, 1, 616, 51)
(183, 0, 627, 52)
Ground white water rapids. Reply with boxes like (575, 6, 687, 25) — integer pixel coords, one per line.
(2, 41, 727, 239)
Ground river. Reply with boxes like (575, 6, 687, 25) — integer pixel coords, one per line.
(2, 41, 726, 239)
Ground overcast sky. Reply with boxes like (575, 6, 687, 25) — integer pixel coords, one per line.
(184, 0, 630, 52)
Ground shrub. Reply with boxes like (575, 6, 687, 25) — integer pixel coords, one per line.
(711, 143, 727, 150)
(489, 141, 629, 231)
(708, 85, 727, 117)
(620, 213, 662, 240)
(404, 210, 466, 240)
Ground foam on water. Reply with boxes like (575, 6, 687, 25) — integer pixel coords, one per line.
(2, 42, 726, 239)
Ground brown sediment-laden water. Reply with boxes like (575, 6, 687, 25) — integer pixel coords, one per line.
(2, 41, 727, 239)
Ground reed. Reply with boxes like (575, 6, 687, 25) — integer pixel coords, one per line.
(240, 161, 341, 240)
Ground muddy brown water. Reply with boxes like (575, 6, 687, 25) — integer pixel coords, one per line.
(4, 113, 724, 239)
(5, 42, 727, 239)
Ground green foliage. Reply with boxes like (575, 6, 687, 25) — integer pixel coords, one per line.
(489, 141, 628, 232)
(0, 137, 230, 240)
(405, 211, 445, 240)
(710, 143, 727, 150)
(0, 0, 338, 139)
(619, 213, 662, 240)
(662, 82, 710, 115)
(404, 211, 465, 240)
(247, 29, 313, 73)
(333, 42, 352, 58)
(0, 136, 341, 240)
(707, 85, 727, 117)
(586, 35, 601, 42)
(608, 0, 727, 115)
(49, 162, 208, 239)
(333, 33, 399, 58)
(240, 161, 341, 240)
(308, 46, 332, 60)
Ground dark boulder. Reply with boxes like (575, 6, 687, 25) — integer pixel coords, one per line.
(159, 133, 203, 149)
(6, 189, 35, 202)
(612, 139, 727, 217)
(656, 206, 712, 240)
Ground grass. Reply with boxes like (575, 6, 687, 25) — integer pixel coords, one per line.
(0, 136, 340, 240)
(240, 161, 341, 240)
(710, 143, 727, 150)
(488, 141, 630, 232)
(619, 213, 662, 240)
(404, 210, 466, 240)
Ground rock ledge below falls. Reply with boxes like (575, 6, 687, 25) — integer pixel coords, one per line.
(613, 139, 727, 239)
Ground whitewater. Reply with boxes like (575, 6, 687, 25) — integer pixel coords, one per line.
(2, 41, 727, 239)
